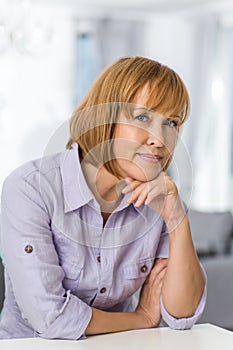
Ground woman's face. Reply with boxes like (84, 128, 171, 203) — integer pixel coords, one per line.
(112, 86, 181, 182)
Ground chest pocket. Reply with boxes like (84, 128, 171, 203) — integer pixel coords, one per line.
(123, 257, 155, 292)
(61, 260, 83, 292)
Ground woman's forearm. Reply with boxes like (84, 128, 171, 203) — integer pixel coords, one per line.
(85, 308, 151, 335)
(161, 215, 205, 318)
(86, 259, 168, 335)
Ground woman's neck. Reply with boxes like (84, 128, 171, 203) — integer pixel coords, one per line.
(81, 160, 125, 214)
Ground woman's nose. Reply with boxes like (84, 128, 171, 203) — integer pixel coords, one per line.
(146, 132, 164, 147)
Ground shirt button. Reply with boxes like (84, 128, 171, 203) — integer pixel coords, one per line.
(140, 265, 148, 273)
(100, 287, 107, 294)
(24, 245, 33, 253)
(97, 256, 101, 263)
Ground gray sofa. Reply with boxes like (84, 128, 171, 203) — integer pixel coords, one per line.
(0, 210, 233, 330)
(189, 209, 233, 330)
(0, 257, 4, 312)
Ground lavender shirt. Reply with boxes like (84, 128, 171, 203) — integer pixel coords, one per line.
(0, 143, 206, 339)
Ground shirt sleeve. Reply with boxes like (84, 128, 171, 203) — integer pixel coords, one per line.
(155, 202, 207, 329)
(155, 221, 169, 258)
(0, 170, 92, 339)
(160, 265, 207, 329)
(155, 200, 189, 259)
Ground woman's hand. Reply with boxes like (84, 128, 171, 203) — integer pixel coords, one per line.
(122, 172, 186, 232)
(135, 258, 168, 328)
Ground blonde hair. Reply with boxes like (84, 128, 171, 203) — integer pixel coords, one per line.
(66, 56, 190, 176)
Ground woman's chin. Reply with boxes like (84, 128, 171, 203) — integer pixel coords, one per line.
(127, 166, 162, 182)
(114, 159, 163, 182)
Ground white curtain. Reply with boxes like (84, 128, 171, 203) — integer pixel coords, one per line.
(74, 18, 145, 105)
(189, 15, 232, 211)
(145, 14, 232, 212)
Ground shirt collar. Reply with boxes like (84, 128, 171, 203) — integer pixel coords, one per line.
(60, 143, 96, 213)
(113, 193, 149, 221)
(60, 142, 149, 221)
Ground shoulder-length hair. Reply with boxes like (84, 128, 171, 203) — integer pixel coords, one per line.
(66, 56, 190, 177)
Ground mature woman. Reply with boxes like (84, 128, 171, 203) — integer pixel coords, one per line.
(0, 57, 206, 339)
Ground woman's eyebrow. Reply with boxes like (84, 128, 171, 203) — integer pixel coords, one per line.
(167, 114, 182, 121)
(133, 107, 150, 112)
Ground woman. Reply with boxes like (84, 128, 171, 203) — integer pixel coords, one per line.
(0, 57, 206, 339)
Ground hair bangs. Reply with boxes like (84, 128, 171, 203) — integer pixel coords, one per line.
(144, 69, 190, 126)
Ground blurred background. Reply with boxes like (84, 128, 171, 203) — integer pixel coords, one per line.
(0, 0, 233, 330)
(0, 0, 232, 213)
(0, 0, 233, 212)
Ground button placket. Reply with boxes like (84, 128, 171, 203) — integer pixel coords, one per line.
(97, 255, 107, 294)
(94, 249, 114, 305)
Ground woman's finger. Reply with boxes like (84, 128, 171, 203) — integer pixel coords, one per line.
(134, 186, 150, 207)
(151, 259, 168, 274)
(121, 180, 142, 194)
(150, 262, 168, 280)
(127, 183, 148, 203)
(148, 265, 167, 286)
(145, 185, 162, 205)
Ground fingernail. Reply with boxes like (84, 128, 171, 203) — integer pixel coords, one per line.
(121, 188, 127, 194)
(125, 177, 133, 184)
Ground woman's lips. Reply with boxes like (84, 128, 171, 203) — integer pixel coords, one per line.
(137, 153, 163, 163)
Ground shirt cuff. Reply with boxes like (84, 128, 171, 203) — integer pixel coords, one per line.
(37, 291, 92, 339)
(160, 265, 207, 330)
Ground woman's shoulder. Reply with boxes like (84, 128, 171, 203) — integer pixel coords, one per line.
(2, 150, 67, 193)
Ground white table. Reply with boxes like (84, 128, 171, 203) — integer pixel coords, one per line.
(0, 324, 233, 350)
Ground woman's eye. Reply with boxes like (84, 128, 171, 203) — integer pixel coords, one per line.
(135, 115, 149, 122)
(164, 120, 178, 128)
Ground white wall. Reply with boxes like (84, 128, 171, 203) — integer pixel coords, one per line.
(143, 15, 198, 207)
(0, 1, 232, 211)
(143, 13, 233, 211)
(0, 2, 76, 191)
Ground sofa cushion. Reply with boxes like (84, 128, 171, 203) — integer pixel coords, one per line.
(0, 257, 4, 311)
(189, 210, 233, 256)
(198, 255, 233, 329)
